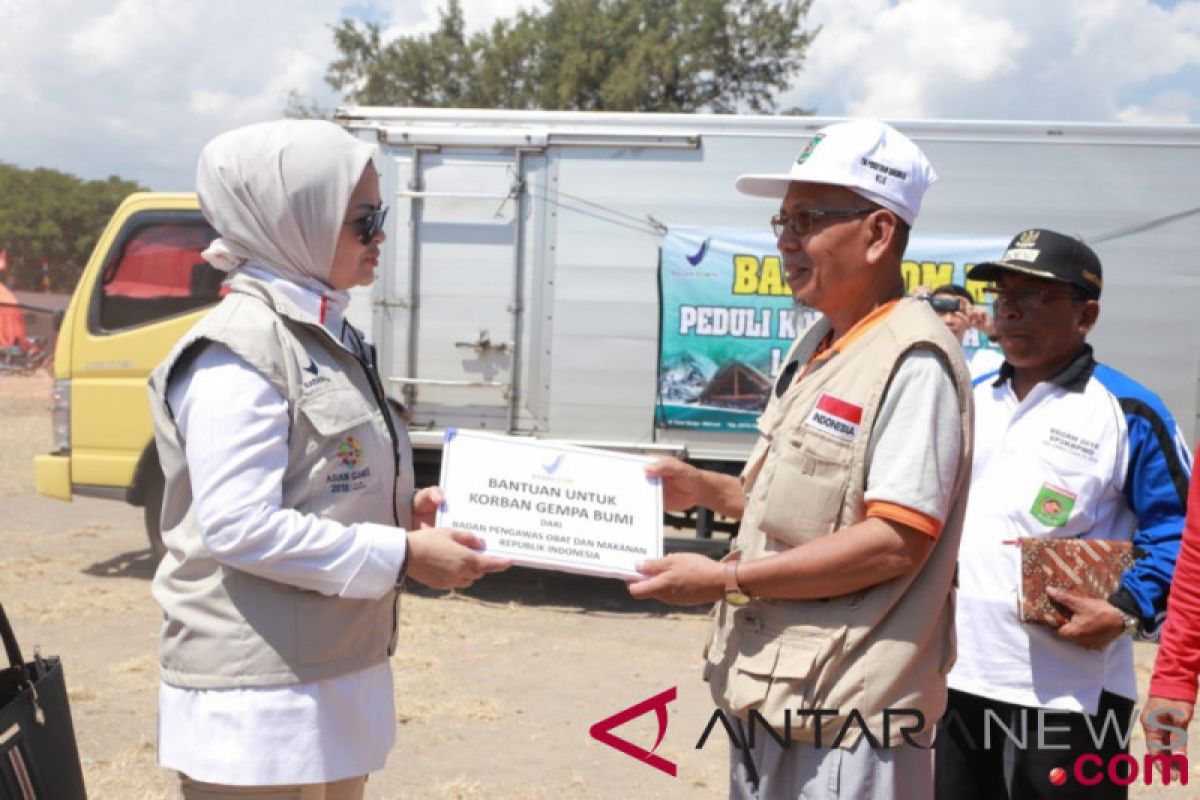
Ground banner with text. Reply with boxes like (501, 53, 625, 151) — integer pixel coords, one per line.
(657, 226, 1009, 432)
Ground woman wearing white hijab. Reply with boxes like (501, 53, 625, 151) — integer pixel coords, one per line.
(148, 120, 509, 799)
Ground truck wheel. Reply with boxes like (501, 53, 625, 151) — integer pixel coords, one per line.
(143, 465, 166, 560)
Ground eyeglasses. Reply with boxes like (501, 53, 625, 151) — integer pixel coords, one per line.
(347, 205, 389, 244)
(770, 208, 875, 238)
(982, 286, 1087, 310)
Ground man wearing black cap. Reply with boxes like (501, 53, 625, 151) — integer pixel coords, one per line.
(935, 229, 1192, 799)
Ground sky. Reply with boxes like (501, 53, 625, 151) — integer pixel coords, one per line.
(0, 0, 1197, 190)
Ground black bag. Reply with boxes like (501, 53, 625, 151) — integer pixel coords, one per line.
(0, 603, 87, 799)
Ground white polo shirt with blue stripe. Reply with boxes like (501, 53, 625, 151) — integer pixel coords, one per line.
(948, 345, 1191, 714)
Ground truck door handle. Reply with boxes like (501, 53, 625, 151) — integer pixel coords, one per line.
(455, 329, 510, 354)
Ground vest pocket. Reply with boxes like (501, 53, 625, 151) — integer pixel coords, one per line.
(298, 388, 379, 436)
(758, 447, 848, 547)
(295, 387, 394, 522)
(707, 615, 821, 722)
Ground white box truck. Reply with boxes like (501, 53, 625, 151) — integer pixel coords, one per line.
(335, 107, 1200, 540)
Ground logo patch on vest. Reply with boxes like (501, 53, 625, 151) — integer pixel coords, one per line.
(327, 435, 371, 494)
(301, 354, 332, 390)
(336, 436, 363, 468)
(803, 393, 863, 442)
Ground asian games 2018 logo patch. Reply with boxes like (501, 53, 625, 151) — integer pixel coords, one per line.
(336, 436, 363, 469)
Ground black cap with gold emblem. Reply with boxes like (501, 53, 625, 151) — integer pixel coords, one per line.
(967, 229, 1103, 299)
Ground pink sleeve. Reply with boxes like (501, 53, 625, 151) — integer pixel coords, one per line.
(1149, 450, 1200, 703)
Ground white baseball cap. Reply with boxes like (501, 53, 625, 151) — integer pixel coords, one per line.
(735, 119, 937, 225)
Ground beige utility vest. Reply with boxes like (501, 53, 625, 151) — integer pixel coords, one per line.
(148, 272, 413, 689)
(705, 297, 974, 746)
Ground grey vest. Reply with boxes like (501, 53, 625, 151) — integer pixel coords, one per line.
(148, 272, 413, 688)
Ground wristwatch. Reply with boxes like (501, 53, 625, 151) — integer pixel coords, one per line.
(1118, 609, 1139, 638)
(724, 562, 751, 607)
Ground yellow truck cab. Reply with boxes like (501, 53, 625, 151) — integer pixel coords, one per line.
(34, 192, 217, 555)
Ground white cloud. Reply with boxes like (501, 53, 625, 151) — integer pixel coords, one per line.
(1068, 0, 1200, 81)
(1117, 90, 1199, 123)
(0, 1, 353, 188)
(0, 0, 541, 188)
(787, 0, 1200, 122)
(0, 0, 1195, 191)
(385, 0, 545, 36)
(188, 89, 239, 117)
(0, 0, 26, 22)
(795, 0, 1029, 119)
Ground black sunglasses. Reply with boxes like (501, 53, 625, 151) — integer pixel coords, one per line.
(348, 205, 388, 244)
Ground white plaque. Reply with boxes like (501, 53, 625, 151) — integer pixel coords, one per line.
(435, 429, 663, 580)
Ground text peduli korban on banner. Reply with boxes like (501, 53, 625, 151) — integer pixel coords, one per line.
(657, 226, 1010, 433)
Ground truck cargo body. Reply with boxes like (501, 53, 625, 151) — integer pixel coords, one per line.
(338, 108, 1200, 466)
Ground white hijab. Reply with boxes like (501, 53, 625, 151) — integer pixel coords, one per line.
(195, 119, 377, 301)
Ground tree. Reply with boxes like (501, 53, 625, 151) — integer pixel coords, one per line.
(284, 89, 332, 120)
(323, 0, 817, 114)
(0, 163, 143, 292)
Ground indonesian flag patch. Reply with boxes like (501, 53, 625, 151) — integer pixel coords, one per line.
(803, 393, 863, 442)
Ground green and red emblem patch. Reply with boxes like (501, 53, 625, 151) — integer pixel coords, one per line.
(1030, 482, 1076, 527)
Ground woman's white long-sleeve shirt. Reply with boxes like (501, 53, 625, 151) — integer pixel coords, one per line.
(158, 274, 405, 784)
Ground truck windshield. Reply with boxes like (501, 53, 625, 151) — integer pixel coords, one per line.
(97, 218, 222, 331)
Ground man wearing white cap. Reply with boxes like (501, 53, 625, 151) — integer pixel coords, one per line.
(629, 120, 974, 798)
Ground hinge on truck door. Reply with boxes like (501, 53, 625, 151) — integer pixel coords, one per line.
(493, 175, 525, 219)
